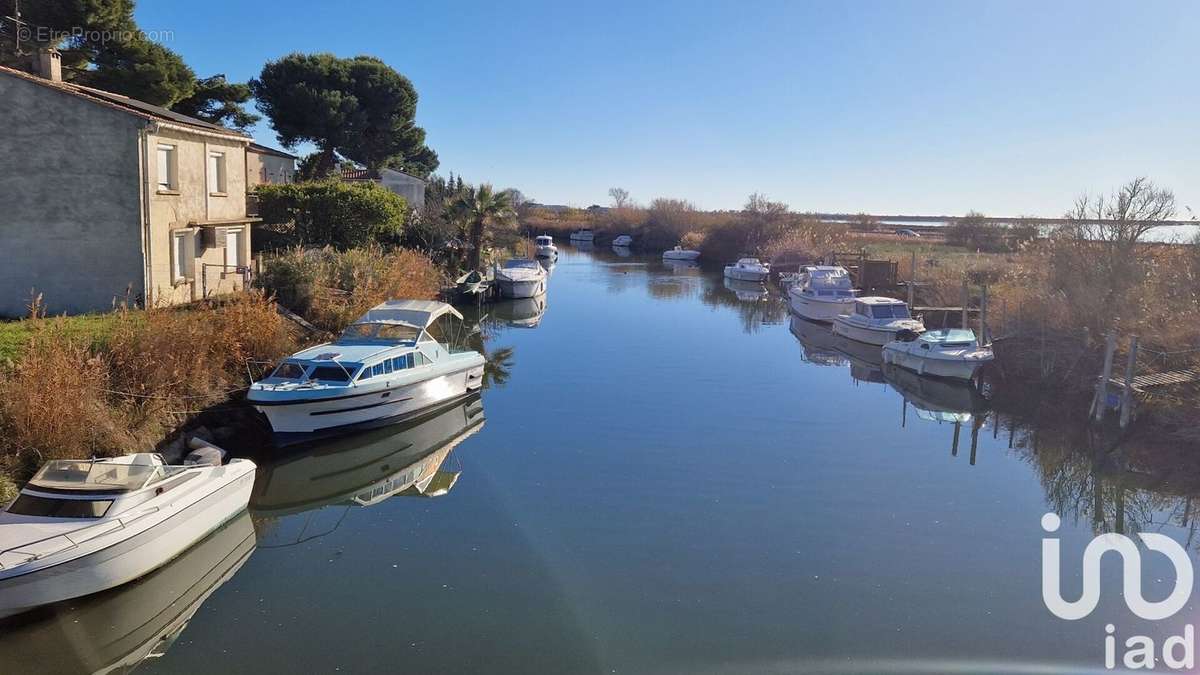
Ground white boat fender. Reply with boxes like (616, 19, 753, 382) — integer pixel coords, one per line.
(184, 438, 227, 467)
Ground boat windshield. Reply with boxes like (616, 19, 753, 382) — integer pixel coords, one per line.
(29, 459, 178, 493)
(6, 493, 114, 518)
(922, 329, 977, 346)
(536, 237, 552, 245)
(870, 304, 910, 319)
(503, 259, 539, 270)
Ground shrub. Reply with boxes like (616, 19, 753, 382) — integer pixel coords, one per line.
(256, 180, 408, 249)
(257, 246, 442, 332)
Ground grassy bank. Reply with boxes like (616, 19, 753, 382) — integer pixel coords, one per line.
(0, 293, 296, 480)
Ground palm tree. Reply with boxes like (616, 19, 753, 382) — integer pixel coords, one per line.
(453, 184, 514, 271)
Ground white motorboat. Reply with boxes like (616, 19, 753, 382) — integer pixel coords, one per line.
(248, 300, 486, 441)
(882, 328, 993, 380)
(663, 246, 701, 261)
(534, 234, 558, 258)
(724, 257, 770, 282)
(569, 228, 595, 242)
(0, 510, 254, 673)
(787, 265, 857, 322)
(494, 258, 548, 298)
(0, 444, 255, 619)
(831, 297, 925, 346)
(612, 234, 633, 247)
(455, 269, 487, 298)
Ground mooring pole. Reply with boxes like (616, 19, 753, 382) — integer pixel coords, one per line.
(980, 283, 989, 344)
(960, 280, 969, 329)
(1091, 333, 1117, 422)
(1119, 335, 1139, 429)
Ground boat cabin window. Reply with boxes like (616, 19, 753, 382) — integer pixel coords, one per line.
(6, 494, 113, 518)
(414, 352, 430, 366)
(271, 362, 306, 380)
(869, 304, 910, 319)
(392, 354, 413, 370)
(503, 259, 539, 270)
(340, 323, 420, 342)
(309, 365, 353, 382)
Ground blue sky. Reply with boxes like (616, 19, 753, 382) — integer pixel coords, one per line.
(137, 0, 1198, 216)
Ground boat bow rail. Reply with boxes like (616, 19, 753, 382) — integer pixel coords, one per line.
(0, 505, 162, 570)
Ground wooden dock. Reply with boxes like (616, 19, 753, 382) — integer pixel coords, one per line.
(1108, 369, 1200, 394)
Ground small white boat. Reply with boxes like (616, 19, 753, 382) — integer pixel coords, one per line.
(534, 234, 558, 258)
(831, 297, 925, 346)
(494, 258, 548, 298)
(787, 265, 857, 322)
(248, 300, 486, 441)
(663, 246, 701, 261)
(612, 234, 633, 247)
(0, 445, 255, 619)
(569, 228, 595, 242)
(455, 269, 487, 297)
(882, 328, 993, 380)
(723, 257, 770, 282)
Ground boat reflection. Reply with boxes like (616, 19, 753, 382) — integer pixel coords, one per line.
(491, 294, 548, 328)
(833, 332, 886, 383)
(661, 259, 700, 274)
(789, 314, 847, 367)
(250, 395, 485, 520)
(723, 277, 768, 302)
(611, 244, 632, 257)
(884, 363, 992, 463)
(0, 511, 255, 674)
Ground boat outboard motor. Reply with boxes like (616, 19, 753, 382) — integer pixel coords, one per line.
(895, 329, 920, 342)
(184, 438, 227, 467)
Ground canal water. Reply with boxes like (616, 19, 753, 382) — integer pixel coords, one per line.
(3, 245, 1197, 674)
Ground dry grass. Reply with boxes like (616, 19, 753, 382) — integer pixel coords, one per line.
(257, 246, 443, 332)
(0, 292, 295, 476)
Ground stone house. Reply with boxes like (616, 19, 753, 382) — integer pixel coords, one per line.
(0, 50, 259, 316)
(247, 142, 297, 187)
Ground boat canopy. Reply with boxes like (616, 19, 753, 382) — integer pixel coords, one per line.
(353, 300, 464, 330)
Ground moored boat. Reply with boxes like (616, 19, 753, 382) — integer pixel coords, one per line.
(494, 258, 548, 298)
(0, 445, 255, 619)
(723, 257, 770, 282)
(831, 297, 925, 346)
(786, 265, 857, 322)
(534, 234, 558, 258)
(882, 328, 993, 380)
(248, 300, 486, 441)
(663, 246, 701, 261)
(454, 269, 487, 298)
(569, 228, 595, 242)
(612, 234, 633, 247)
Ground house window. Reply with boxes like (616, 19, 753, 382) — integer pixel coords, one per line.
(171, 229, 194, 283)
(207, 151, 227, 195)
(224, 228, 244, 268)
(156, 144, 177, 192)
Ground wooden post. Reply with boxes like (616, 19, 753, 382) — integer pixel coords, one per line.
(1119, 335, 1139, 428)
(1091, 333, 1117, 422)
(979, 283, 989, 344)
(960, 280, 969, 329)
(907, 251, 916, 307)
(951, 421, 961, 457)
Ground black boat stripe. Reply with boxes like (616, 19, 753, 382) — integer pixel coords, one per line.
(309, 396, 414, 416)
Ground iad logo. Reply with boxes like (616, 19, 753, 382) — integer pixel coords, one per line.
(1041, 512, 1196, 670)
(1041, 512, 1193, 620)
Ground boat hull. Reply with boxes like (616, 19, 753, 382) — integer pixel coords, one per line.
(0, 465, 255, 619)
(724, 268, 768, 282)
(535, 246, 557, 258)
(882, 345, 989, 380)
(832, 318, 905, 346)
(255, 359, 485, 440)
(788, 292, 854, 322)
(497, 277, 547, 299)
